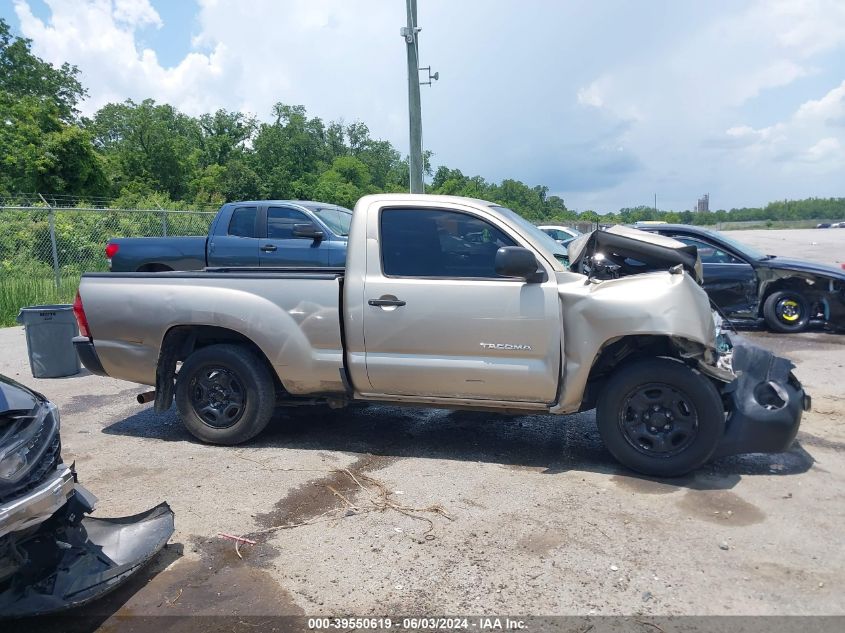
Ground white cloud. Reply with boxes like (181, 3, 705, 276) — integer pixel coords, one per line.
(112, 0, 161, 28)
(767, 0, 845, 57)
(795, 80, 845, 123)
(711, 80, 845, 178)
(577, 83, 603, 109)
(14, 0, 232, 115)
(800, 137, 842, 162)
(568, 0, 845, 207)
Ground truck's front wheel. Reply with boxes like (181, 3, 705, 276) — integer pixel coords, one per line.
(596, 357, 724, 477)
(175, 344, 275, 444)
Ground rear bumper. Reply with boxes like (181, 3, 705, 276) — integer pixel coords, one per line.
(72, 336, 108, 376)
(714, 335, 809, 458)
(0, 465, 76, 540)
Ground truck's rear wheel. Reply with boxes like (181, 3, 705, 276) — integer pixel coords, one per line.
(596, 357, 724, 477)
(175, 344, 275, 444)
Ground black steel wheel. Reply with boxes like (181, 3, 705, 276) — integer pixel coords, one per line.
(618, 383, 699, 457)
(189, 367, 245, 429)
(596, 357, 725, 477)
(175, 344, 275, 444)
(763, 290, 810, 333)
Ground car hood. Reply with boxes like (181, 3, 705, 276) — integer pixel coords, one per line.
(762, 257, 845, 281)
(0, 374, 41, 414)
(568, 225, 703, 283)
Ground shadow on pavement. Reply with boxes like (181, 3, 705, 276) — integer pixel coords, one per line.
(102, 402, 815, 491)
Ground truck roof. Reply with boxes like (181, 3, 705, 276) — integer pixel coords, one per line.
(357, 193, 496, 208)
(223, 200, 351, 211)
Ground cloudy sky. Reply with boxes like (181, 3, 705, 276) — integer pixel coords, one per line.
(3, 0, 844, 212)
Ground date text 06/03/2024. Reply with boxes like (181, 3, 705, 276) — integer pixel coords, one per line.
(307, 617, 527, 630)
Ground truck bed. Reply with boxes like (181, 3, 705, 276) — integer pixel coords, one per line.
(108, 235, 208, 272)
(78, 268, 346, 394)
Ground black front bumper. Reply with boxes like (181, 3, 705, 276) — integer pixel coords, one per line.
(0, 489, 174, 618)
(714, 335, 810, 458)
(72, 336, 108, 377)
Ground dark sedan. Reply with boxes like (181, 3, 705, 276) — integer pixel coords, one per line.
(636, 224, 845, 333)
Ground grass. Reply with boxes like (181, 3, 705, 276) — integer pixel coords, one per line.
(0, 274, 81, 327)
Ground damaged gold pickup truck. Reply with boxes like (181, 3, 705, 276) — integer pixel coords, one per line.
(72, 194, 810, 477)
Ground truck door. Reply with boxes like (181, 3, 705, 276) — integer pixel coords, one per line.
(259, 206, 330, 267)
(360, 206, 560, 403)
(207, 205, 260, 266)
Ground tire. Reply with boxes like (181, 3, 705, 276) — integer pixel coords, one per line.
(596, 357, 725, 477)
(175, 344, 275, 444)
(763, 290, 810, 333)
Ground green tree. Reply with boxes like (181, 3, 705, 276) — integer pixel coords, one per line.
(88, 99, 202, 199)
(0, 18, 85, 121)
(312, 156, 373, 208)
(252, 103, 330, 198)
(197, 109, 257, 167)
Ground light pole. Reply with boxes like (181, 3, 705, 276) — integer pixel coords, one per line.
(401, 0, 437, 193)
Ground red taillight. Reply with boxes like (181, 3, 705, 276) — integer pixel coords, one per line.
(105, 243, 119, 258)
(73, 291, 91, 338)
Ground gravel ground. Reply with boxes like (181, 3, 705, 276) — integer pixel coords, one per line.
(2, 229, 844, 627)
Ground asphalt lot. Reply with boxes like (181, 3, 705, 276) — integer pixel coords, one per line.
(2, 228, 844, 625)
(727, 228, 845, 267)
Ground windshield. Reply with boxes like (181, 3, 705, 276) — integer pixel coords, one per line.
(314, 206, 352, 236)
(489, 206, 569, 269)
(699, 227, 768, 260)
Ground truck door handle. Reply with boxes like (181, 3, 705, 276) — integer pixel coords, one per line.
(261, 244, 277, 252)
(368, 298, 406, 307)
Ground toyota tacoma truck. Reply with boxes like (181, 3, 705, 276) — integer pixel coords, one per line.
(73, 194, 809, 477)
(106, 200, 352, 271)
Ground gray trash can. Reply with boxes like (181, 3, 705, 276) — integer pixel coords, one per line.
(16, 304, 81, 378)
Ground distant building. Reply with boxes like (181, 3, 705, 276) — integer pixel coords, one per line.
(696, 193, 710, 213)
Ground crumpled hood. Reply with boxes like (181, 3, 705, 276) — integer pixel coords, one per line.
(762, 257, 845, 281)
(568, 225, 703, 283)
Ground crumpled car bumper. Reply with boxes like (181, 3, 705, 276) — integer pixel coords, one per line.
(0, 465, 76, 540)
(714, 334, 810, 458)
(0, 472, 174, 619)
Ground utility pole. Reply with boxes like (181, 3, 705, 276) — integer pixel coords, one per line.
(654, 193, 657, 214)
(401, 0, 424, 193)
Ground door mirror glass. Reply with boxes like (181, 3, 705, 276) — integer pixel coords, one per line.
(495, 246, 540, 281)
(292, 223, 324, 240)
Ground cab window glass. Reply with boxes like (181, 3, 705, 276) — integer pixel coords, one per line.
(228, 207, 257, 237)
(675, 236, 742, 264)
(268, 207, 311, 239)
(380, 208, 517, 278)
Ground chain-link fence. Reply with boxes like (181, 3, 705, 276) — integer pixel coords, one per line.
(0, 194, 216, 326)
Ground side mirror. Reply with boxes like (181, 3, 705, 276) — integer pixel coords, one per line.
(495, 246, 542, 281)
(292, 223, 324, 240)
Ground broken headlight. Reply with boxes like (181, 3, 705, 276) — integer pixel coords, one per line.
(0, 401, 60, 491)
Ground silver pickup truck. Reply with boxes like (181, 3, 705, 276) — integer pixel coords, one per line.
(72, 194, 809, 476)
